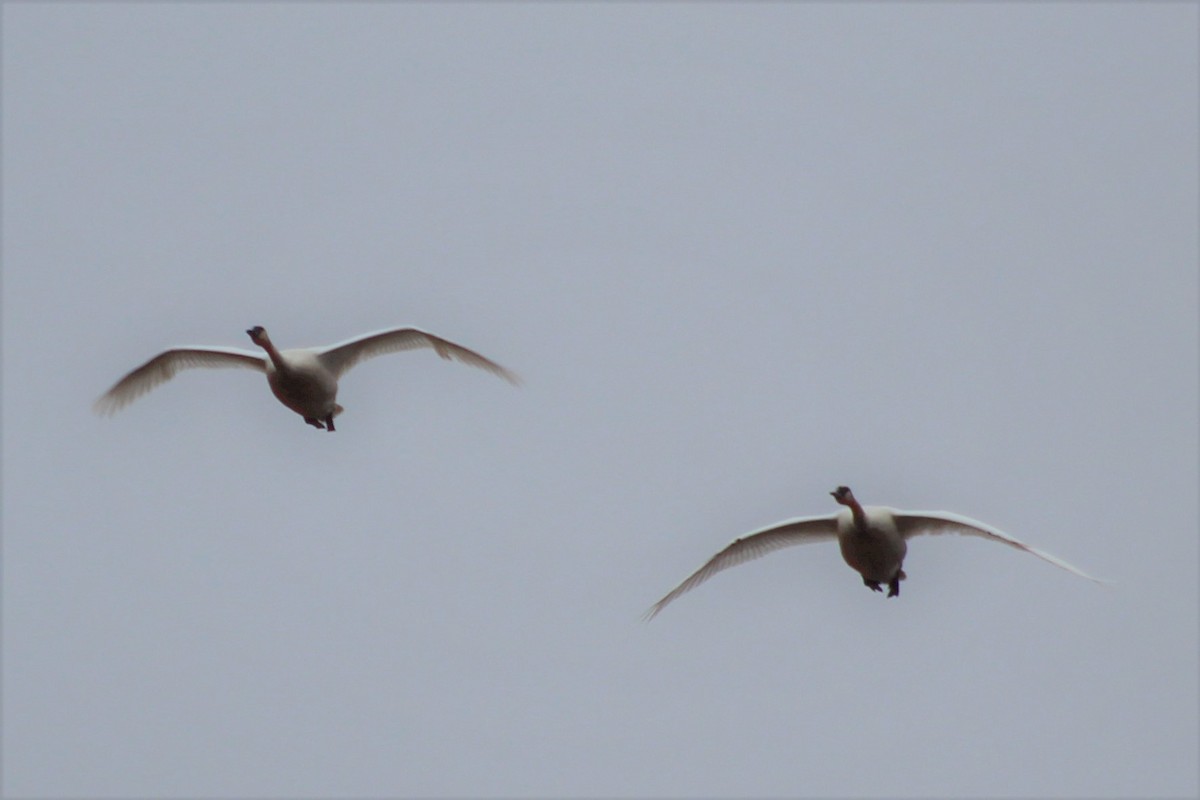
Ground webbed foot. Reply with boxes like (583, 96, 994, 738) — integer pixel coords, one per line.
(304, 417, 326, 430)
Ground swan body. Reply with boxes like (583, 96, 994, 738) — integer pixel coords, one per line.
(95, 325, 520, 430)
(645, 486, 1105, 619)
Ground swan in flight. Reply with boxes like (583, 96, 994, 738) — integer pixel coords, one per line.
(645, 486, 1105, 619)
(95, 325, 520, 431)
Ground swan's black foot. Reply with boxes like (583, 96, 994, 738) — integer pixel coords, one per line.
(887, 569, 906, 598)
(863, 578, 883, 593)
(304, 417, 326, 429)
(324, 413, 336, 432)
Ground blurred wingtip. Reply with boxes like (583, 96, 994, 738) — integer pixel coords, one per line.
(92, 395, 117, 416)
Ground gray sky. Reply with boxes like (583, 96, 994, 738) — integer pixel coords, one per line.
(3, 4, 1197, 798)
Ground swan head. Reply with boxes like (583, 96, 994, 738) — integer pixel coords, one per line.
(246, 326, 270, 347)
(830, 486, 856, 506)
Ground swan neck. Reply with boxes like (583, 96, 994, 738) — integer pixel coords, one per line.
(847, 499, 868, 531)
(259, 340, 288, 371)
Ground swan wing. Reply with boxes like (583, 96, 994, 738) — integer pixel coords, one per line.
(644, 515, 839, 620)
(315, 327, 521, 385)
(94, 347, 266, 415)
(896, 511, 1108, 583)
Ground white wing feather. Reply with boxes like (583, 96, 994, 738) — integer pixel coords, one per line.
(315, 327, 521, 385)
(94, 347, 266, 415)
(645, 515, 839, 620)
(896, 510, 1108, 583)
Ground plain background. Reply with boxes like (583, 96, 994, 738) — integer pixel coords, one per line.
(4, 4, 1197, 798)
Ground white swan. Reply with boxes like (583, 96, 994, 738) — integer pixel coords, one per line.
(95, 325, 520, 431)
(645, 486, 1105, 618)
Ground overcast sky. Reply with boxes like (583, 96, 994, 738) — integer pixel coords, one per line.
(3, 4, 1197, 798)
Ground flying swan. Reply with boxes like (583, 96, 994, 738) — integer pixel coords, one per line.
(645, 486, 1106, 618)
(94, 325, 520, 431)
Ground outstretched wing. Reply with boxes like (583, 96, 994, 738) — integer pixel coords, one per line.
(896, 511, 1108, 583)
(644, 515, 840, 620)
(94, 347, 266, 415)
(315, 326, 521, 385)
